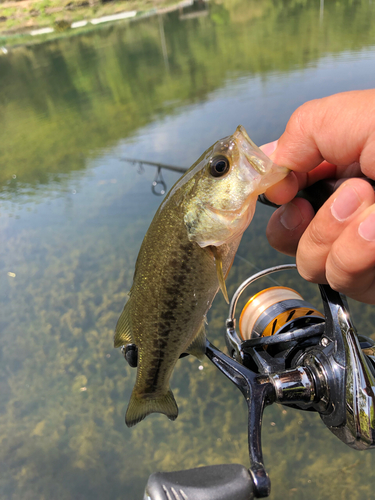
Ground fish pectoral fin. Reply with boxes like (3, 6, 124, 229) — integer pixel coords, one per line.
(186, 323, 207, 360)
(114, 299, 134, 348)
(211, 246, 229, 304)
(125, 389, 178, 427)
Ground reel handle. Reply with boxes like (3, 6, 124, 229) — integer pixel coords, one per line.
(144, 464, 255, 500)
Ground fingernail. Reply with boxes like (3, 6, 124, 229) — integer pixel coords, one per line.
(358, 213, 375, 241)
(331, 185, 362, 222)
(280, 202, 303, 230)
(260, 140, 278, 157)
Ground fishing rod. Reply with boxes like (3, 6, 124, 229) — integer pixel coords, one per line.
(122, 158, 375, 211)
(120, 158, 187, 196)
(122, 178, 375, 500)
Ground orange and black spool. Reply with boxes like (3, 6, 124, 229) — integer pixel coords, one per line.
(239, 286, 325, 341)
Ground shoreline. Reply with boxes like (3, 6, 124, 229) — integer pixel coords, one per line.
(0, 0, 197, 46)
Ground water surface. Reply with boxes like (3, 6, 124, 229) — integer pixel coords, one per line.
(1, 1, 375, 498)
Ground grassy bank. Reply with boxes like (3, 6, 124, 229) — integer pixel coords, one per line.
(0, 0, 181, 40)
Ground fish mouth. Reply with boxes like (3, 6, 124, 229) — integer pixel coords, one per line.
(232, 125, 289, 190)
(233, 125, 269, 175)
(234, 125, 256, 149)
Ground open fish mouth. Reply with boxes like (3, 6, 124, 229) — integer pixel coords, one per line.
(232, 125, 289, 189)
(233, 126, 271, 176)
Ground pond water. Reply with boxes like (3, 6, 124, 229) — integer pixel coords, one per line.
(1, 0, 375, 498)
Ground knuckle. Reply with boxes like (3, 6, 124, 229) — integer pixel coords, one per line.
(296, 253, 326, 284)
(288, 104, 311, 138)
(326, 251, 364, 295)
(327, 249, 351, 284)
(302, 219, 327, 250)
(297, 266, 320, 284)
(287, 100, 319, 139)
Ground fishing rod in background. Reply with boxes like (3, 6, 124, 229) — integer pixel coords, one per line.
(120, 158, 187, 196)
(121, 157, 373, 212)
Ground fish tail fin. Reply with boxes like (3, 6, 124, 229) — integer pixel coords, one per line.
(114, 299, 133, 348)
(125, 389, 178, 427)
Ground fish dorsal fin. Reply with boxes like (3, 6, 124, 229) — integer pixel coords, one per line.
(211, 246, 229, 304)
(186, 322, 206, 360)
(114, 299, 134, 348)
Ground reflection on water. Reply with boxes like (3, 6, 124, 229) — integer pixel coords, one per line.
(1, 0, 375, 498)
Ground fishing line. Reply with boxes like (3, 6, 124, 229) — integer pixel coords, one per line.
(235, 254, 281, 286)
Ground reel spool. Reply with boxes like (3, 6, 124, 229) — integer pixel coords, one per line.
(239, 286, 325, 341)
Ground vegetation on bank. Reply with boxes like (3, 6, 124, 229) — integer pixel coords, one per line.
(0, 0, 178, 37)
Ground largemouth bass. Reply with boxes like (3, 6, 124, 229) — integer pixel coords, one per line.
(115, 126, 288, 427)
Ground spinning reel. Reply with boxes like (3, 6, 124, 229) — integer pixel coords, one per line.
(124, 179, 375, 499)
(143, 266, 375, 499)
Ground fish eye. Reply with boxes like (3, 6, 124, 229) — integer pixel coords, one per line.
(209, 156, 230, 178)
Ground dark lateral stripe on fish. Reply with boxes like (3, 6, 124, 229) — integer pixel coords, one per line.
(146, 352, 165, 389)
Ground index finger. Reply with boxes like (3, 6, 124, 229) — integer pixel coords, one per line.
(262, 90, 375, 205)
(272, 90, 375, 173)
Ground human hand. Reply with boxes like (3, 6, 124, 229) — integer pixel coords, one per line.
(261, 90, 375, 304)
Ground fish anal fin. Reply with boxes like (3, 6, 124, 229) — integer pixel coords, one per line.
(125, 389, 178, 427)
(114, 300, 133, 348)
(211, 246, 229, 304)
(186, 322, 206, 360)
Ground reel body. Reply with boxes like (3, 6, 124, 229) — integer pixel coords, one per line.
(218, 265, 375, 498)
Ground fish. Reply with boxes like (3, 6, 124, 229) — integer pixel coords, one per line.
(114, 126, 288, 427)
